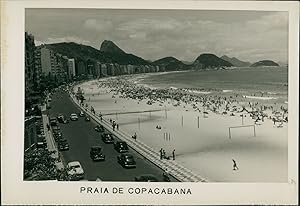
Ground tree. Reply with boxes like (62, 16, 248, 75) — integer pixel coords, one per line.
(24, 149, 67, 180)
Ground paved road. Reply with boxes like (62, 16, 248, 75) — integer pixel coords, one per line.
(49, 89, 177, 182)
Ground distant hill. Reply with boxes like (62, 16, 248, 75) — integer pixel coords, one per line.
(100, 40, 126, 54)
(153, 57, 189, 71)
(192, 53, 233, 69)
(250, 60, 279, 67)
(221, 55, 251, 67)
(277, 61, 288, 67)
(46, 41, 151, 65)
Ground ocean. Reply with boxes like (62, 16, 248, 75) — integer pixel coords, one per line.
(139, 67, 288, 94)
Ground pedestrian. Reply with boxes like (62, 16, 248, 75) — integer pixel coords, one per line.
(46, 123, 50, 131)
(172, 149, 176, 160)
(232, 159, 239, 170)
(132, 132, 137, 141)
(116, 124, 119, 130)
(159, 148, 163, 160)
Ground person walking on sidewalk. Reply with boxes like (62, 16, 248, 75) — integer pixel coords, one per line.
(47, 123, 50, 131)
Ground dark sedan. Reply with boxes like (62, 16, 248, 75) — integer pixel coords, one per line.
(117, 153, 136, 168)
(95, 125, 104, 132)
(90, 146, 105, 161)
(114, 141, 129, 153)
(58, 139, 69, 151)
(101, 133, 114, 144)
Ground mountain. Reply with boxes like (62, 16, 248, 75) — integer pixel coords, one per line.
(45, 41, 150, 65)
(153, 57, 189, 71)
(100, 40, 126, 54)
(250, 60, 279, 67)
(221, 55, 251, 67)
(192, 53, 233, 69)
(277, 61, 288, 67)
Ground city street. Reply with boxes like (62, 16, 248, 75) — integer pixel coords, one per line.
(49, 89, 177, 182)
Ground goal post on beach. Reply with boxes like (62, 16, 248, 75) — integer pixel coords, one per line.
(228, 124, 256, 139)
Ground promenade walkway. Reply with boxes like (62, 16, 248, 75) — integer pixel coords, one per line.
(41, 104, 64, 170)
(70, 92, 207, 182)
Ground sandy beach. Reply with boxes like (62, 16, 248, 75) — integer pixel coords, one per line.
(74, 72, 288, 182)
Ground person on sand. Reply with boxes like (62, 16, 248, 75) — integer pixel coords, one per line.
(172, 149, 176, 160)
(232, 159, 239, 171)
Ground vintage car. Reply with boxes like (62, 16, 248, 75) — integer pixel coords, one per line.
(94, 125, 104, 132)
(114, 141, 129, 153)
(89, 146, 105, 161)
(67, 161, 84, 180)
(117, 153, 136, 168)
(70, 113, 78, 121)
(101, 133, 114, 144)
(58, 139, 69, 151)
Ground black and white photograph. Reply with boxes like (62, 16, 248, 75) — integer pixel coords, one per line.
(1, 0, 299, 205)
(24, 8, 290, 183)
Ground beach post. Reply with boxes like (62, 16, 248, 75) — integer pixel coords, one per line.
(138, 117, 140, 130)
(253, 125, 256, 137)
(181, 115, 184, 127)
(229, 128, 231, 139)
(240, 114, 244, 125)
(165, 106, 167, 119)
(197, 116, 200, 128)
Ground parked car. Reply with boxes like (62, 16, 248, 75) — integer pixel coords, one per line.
(53, 131, 62, 142)
(134, 174, 159, 182)
(89, 146, 105, 161)
(101, 133, 114, 144)
(70, 113, 78, 121)
(114, 141, 129, 153)
(67, 161, 84, 180)
(52, 126, 61, 134)
(117, 153, 136, 168)
(57, 114, 65, 123)
(50, 118, 58, 126)
(58, 139, 69, 151)
(57, 114, 69, 124)
(95, 125, 104, 132)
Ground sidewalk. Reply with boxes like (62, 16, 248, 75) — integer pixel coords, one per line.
(42, 113, 64, 170)
(70, 92, 207, 182)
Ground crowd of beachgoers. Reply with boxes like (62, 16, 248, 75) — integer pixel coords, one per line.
(93, 76, 288, 128)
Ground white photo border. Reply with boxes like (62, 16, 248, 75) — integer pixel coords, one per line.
(1, 0, 299, 205)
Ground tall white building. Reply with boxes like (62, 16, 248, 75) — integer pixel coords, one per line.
(68, 58, 76, 78)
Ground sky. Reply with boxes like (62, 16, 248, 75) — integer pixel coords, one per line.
(25, 9, 288, 63)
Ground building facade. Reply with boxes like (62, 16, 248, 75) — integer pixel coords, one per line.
(68, 58, 76, 78)
(37, 46, 68, 83)
(25, 32, 36, 96)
